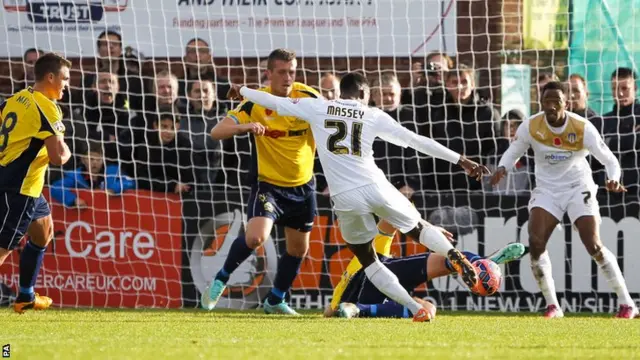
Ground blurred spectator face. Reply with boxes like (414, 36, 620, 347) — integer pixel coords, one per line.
(446, 70, 474, 103)
(541, 88, 567, 126)
(155, 74, 178, 106)
(502, 120, 521, 141)
(267, 59, 296, 96)
(155, 118, 178, 144)
(372, 79, 401, 111)
(567, 76, 588, 112)
(320, 74, 340, 100)
(97, 33, 122, 59)
(611, 75, 636, 108)
(94, 72, 119, 105)
(23, 49, 41, 82)
(426, 54, 450, 85)
(81, 151, 104, 174)
(185, 39, 211, 68)
(189, 80, 215, 111)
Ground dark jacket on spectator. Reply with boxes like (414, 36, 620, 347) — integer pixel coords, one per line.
(372, 106, 421, 190)
(433, 91, 499, 191)
(483, 138, 533, 195)
(180, 104, 226, 187)
(600, 102, 640, 193)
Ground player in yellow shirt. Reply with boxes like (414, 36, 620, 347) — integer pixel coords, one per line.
(0, 53, 72, 313)
(203, 49, 320, 315)
(325, 220, 525, 319)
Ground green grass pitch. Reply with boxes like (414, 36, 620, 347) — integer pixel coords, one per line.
(2, 309, 640, 359)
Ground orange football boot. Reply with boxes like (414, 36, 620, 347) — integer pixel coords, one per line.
(14, 293, 53, 314)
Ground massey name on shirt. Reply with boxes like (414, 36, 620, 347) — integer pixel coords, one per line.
(327, 105, 364, 119)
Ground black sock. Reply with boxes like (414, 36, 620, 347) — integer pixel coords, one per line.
(17, 241, 46, 302)
(214, 236, 253, 284)
(266, 252, 303, 304)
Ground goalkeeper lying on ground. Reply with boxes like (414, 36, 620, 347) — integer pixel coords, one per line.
(324, 220, 525, 319)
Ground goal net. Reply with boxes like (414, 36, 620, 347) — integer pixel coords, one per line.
(0, 0, 638, 313)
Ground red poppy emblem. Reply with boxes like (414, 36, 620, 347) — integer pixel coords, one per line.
(265, 109, 273, 115)
(553, 137, 562, 147)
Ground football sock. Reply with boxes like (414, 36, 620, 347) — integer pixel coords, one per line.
(531, 251, 560, 308)
(266, 252, 303, 304)
(444, 251, 481, 272)
(356, 301, 409, 318)
(18, 241, 46, 303)
(418, 225, 454, 256)
(215, 236, 252, 284)
(363, 260, 422, 315)
(593, 247, 635, 307)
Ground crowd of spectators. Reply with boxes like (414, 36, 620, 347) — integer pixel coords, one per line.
(4, 30, 640, 207)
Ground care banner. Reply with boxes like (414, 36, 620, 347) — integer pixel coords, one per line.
(0, 189, 183, 308)
(0, 0, 457, 57)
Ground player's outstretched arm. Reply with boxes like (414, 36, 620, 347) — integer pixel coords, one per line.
(210, 117, 266, 140)
(44, 135, 71, 166)
(239, 86, 316, 120)
(584, 122, 626, 192)
(491, 120, 530, 186)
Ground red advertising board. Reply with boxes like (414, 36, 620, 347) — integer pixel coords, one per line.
(0, 189, 183, 308)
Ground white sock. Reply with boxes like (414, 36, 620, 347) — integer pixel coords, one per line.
(418, 225, 454, 256)
(531, 251, 560, 308)
(594, 247, 635, 307)
(364, 260, 422, 315)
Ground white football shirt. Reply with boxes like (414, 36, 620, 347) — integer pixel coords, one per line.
(498, 111, 620, 191)
(239, 87, 461, 196)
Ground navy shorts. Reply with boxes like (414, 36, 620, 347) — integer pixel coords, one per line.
(247, 180, 317, 232)
(343, 253, 430, 305)
(0, 192, 51, 250)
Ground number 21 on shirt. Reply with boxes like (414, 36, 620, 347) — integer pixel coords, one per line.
(325, 120, 363, 156)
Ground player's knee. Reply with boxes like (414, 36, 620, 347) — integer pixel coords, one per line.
(584, 239, 603, 258)
(245, 234, 267, 249)
(528, 235, 547, 259)
(286, 240, 309, 258)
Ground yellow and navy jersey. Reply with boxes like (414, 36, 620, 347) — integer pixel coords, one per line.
(0, 87, 65, 197)
(227, 82, 319, 187)
(330, 230, 395, 310)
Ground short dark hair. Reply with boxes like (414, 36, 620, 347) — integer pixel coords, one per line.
(426, 52, 454, 68)
(611, 67, 637, 81)
(96, 30, 122, 48)
(186, 37, 209, 49)
(186, 78, 214, 94)
(340, 72, 369, 98)
(502, 109, 525, 121)
(569, 73, 587, 86)
(541, 81, 568, 96)
(156, 112, 178, 125)
(34, 53, 71, 81)
(79, 141, 103, 156)
(23, 48, 43, 60)
(267, 48, 296, 70)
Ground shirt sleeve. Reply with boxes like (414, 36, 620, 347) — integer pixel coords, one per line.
(584, 121, 621, 182)
(226, 99, 254, 125)
(239, 86, 318, 122)
(34, 100, 64, 139)
(497, 120, 531, 170)
(376, 111, 461, 164)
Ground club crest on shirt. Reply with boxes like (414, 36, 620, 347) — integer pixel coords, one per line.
(567, 132, 577, 144)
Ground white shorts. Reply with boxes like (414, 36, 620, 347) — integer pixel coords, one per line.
(330, 182, 421, 245)
(528, 185, 600, 224)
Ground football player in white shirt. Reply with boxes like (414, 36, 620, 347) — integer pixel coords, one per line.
(237, 72, 490, 322)
(490, 81, 638, 319)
